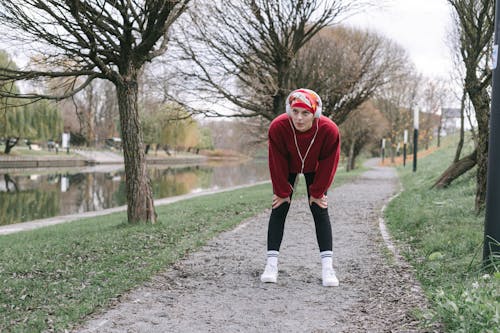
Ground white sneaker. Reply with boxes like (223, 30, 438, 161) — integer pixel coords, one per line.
(322, 267, 339, 287)
(260, 264, 278, 283)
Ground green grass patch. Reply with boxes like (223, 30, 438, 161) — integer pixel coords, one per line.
(0, 164, 361, 332)
(385, 134, 500, 332)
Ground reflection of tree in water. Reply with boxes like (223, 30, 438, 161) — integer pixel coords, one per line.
(61, 172, 125, 215)
(4, 174, 18, 192)
(210, 161, 269, 188)
(149, 166, 214, 198)
(67, 173, 86, 185)
(2, 160, 270, 224)
(0, 189, 59, 225)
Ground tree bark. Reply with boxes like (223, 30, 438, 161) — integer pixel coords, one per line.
(346, 140, 355, 172)
(4, 174, 18, 192)
(472, 89, 490, 211)
(454, 88, 467, 162)
(432, 149, 477, 189)
(116, 73, 156, 223)
(4, 137, 19, 154)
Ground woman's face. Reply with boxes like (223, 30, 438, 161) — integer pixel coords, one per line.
(290, 107, 314, 132)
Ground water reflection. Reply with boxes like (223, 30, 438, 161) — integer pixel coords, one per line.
(0, 160, 269, 226)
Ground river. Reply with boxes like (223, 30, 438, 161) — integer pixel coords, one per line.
(0, 159, 269, 226)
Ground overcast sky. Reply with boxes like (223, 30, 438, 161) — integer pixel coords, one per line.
(344, 0, 454, 79)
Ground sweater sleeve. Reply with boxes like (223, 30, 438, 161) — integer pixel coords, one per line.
(308, 123, 341, 198)
(268, 122, 292, 198)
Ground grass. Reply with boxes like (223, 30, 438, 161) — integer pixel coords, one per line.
(0, 163, 363, 332)
(385, 134, 500, 332)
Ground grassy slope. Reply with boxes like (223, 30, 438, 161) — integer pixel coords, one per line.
(385, 134, 499, 332)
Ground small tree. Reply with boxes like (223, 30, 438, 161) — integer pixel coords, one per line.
(142, 102, 199, 153)
(375, 69, 421, 163)
(419, 78, 449, 150)
(340, 101, 388, 171)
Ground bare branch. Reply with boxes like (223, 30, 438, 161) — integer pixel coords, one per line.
(166, 0, 365, 121)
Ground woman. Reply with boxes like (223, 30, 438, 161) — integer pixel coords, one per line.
(261, 88, 341, 287)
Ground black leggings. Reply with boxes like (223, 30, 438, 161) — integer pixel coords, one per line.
(267, 172, 333, 252)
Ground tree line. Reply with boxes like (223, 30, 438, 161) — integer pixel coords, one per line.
(0, 0, 494, 223)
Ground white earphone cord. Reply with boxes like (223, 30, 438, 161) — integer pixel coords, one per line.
(288, 117, 320, 174)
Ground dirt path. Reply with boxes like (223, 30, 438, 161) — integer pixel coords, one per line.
(76, 164, 432, 333)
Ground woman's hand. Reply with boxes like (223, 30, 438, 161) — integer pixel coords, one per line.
(309, 194, 328, 208)
(272, 194, 290, 209)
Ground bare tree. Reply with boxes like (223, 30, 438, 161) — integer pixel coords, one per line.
(64, 79, 120, 146)
(445, 20, 470, 162)
(340, 100, 388, 171)
(0, 1, 190, 223)
(433, 0, 493, 211)
(290, 25, 409, 124)
(167, 0, 370, 121)
(419, 78, 448, 149)
(376, 69, 421, 163)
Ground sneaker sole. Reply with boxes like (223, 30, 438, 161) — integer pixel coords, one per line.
(322, 280, 339, 287)
(260, 276, 277, 283)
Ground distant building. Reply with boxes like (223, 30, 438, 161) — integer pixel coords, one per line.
(440, 107, 462, 135)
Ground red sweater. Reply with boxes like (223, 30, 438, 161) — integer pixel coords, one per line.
(268, 113, 341, 199)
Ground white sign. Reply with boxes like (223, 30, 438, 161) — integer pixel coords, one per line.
(382, 138, 386, 148)
(404, 129, 408, 144)
(492, 44, 498, 70)
(414, 109, 419, 130)
(61, 176, 69, 192)
(62, 133, 70, 148)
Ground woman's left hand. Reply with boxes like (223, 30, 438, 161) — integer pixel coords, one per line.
(309, 195, 328, 208)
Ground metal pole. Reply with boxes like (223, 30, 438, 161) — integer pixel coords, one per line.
(381, 138, 385, 164)
(483, 0, 500, 267)
(413, 110, 419, 172)
(403, 129, 408, 167)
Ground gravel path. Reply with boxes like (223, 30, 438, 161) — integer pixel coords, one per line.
(76, 163, 434, 333)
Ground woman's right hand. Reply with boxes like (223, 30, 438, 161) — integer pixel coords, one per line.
(272, 194, 290, 208)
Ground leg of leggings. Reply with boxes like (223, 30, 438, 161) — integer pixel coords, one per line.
(304, 172, 333, 252)
(267, 173, 297, 251)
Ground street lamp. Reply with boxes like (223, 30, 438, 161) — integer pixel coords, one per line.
(413, 109, 419, 172)
(483, 0, 500, 267)
(403, 129, 408, 167)
(381, 138, 386, 164)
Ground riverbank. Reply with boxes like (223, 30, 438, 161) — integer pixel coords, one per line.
(0, 148, 209, 168)
(0, 181, 270, 236)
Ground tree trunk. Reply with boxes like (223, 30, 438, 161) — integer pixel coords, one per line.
(437, 125, 441, 148)
(4, 174, 18, 192)
(476, 131, 488, 211)
(473, 89, 490, 211)
(454, 88, 467, 162)
(432, 149, 477, 189)
(346, 140, 355, 172)
(116, 74, 157, 224)
(351, 155, 357, 170)
(4, 137, 19, 154)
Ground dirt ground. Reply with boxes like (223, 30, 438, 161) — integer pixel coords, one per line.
(76, 163, 437, 333)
